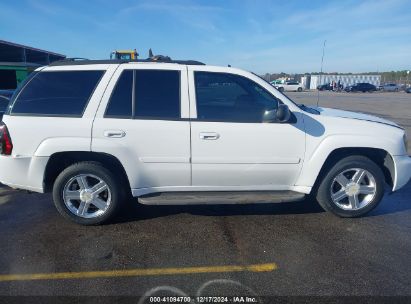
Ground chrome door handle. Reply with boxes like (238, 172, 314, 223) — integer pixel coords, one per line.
(104, 130, 126, 138)
(199, 132, 220, 140)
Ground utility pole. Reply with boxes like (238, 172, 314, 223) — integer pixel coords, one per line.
(317, 40, 327, 107)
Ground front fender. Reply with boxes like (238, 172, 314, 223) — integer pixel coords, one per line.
(296, 134, 400, 189)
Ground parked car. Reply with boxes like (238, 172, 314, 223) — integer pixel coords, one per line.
(406, 87, 411, 93)
(0, 59, 410, 225)
(270, 80, 283, 86)
(382, 83, 401, 92)
(345, 83, 377, 92)
(317, 83, 333, 91)
(275, 81, 303, 92)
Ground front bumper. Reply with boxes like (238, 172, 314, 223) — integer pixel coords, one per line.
(392, 155, 411, 191)
(0, 155, 48, 192)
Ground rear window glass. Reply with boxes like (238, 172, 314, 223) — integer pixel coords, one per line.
(11, 71, 104, 116)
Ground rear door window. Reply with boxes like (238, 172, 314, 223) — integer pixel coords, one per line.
(104, 69, 181, 120)
(11, 71, 104, 116)
(134, 70, 180, 119)
(105, 70, 133, 118)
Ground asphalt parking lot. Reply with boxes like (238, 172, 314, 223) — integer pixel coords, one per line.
(0, 91, 410, 299)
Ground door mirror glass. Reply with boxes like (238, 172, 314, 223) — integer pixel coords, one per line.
(263, 104, 291, 123)
(276, 104, 291, 122)
(262, 109, 277, 123)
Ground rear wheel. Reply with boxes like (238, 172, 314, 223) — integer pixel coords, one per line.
(315, 156, 385, 217)
(278, 87, 284, 92)
(53, 162, 124, 225)
(297, 87, 303, 92)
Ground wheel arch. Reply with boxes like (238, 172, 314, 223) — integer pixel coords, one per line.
(43, 151, 131, 194)
(311, 147, 395, 192)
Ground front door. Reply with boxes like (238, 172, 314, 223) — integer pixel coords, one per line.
(188, 68, 306, 190)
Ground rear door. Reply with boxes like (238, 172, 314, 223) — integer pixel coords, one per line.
(92, 64, 191, 195)
(188, 66, 306, 190)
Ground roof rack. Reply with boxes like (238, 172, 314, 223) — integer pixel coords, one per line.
(48, 58, 205, 66)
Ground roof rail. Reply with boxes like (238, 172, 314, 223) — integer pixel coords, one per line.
(48, 58, 205, 66)
(62, 57, 89, 61)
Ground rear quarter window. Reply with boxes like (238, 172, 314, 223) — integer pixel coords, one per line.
(10, 70, 104, 117)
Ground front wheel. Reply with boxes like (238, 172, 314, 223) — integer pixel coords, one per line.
(297, 87, 303, 92)
(53, 162, 124, 225)
(315, 156, 385, 217)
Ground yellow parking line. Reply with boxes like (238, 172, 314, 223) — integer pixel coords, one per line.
(0, 263, 277, 282)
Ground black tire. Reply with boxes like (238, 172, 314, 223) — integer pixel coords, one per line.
(315, 155, 385, 218)
(278, 87, 284, 92)
(297, 87, 303, 92)
(52, 162, 125, 225)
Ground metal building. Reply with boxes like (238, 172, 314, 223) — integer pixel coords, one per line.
(0, 40, 65, 90)
(301, 74, 381, 90)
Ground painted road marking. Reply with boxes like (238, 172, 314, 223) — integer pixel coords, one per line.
(0, 263, 278, 282)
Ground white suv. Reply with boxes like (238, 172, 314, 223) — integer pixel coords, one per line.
(0, 59, 410, 225)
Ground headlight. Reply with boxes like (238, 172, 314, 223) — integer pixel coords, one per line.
(404, 133, 409, 154)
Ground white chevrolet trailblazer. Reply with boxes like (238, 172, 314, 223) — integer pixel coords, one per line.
(0, 58, 410, 225)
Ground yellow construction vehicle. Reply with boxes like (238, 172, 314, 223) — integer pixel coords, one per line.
(110, 49, 139, 60)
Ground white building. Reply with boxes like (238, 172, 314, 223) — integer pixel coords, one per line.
(301, 74, 381, 90)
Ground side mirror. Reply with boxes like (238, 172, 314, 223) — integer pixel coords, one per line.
(263, 104, 291, 123)
(276, 104, 291, 122)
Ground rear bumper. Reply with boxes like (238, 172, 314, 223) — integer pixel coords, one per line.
(392, 155, 411, 191)
(0, 155, 48, 193)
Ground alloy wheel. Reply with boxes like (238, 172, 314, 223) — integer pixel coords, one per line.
(330, 168, 377, 211)
(62, 174, 112, 218)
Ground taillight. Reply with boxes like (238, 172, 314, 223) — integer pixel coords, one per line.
(0, 123, 13, 155)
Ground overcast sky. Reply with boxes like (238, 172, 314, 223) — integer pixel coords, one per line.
(1, 0, 410, 74)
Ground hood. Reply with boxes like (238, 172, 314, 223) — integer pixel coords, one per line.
(314, 107, 401, 129)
